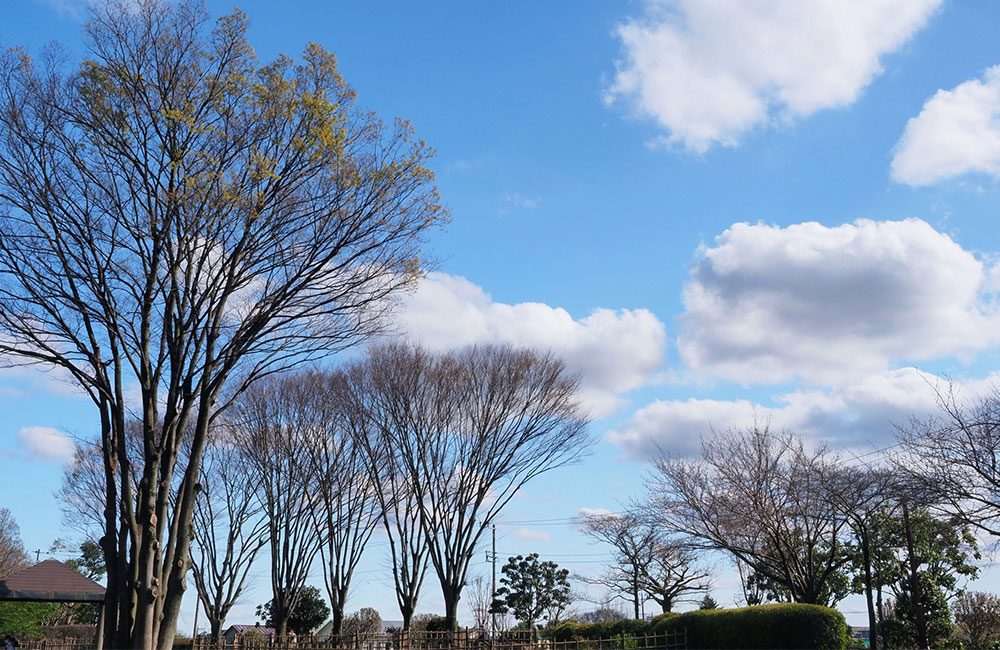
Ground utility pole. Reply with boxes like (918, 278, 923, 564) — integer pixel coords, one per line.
(192, 597, 200, 647)
(490, 525, 498, 638)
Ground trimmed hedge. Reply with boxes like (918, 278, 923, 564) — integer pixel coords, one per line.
(545, 605, 845, 650)
(546, 618, 658, 641)
(654, 604, 846, 650)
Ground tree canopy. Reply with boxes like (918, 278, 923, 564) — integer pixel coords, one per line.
(490, 553, 572, 634)
(0, 2, 444, 647)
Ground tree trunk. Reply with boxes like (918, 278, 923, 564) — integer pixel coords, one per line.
(331, 603, 345, 638)
(443, 583, 461, 630)
(876, 583, 884, 645)
(157, 399, 212, 650)
(400, 600, 413, 631)
(902, 502, 928, 650)
(860, 529, 878, 650)
(210, 618, 222, 645)
(632, 568, 640, 619)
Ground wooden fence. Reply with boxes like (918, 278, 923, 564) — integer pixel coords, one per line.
(192, 630, 687, 650)
(20, 629, 687, 650)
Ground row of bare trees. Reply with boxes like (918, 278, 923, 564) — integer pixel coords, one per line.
(59, 343, 591, 642)
(639, 384, 1000, 650)
(228, 344, 591, 637)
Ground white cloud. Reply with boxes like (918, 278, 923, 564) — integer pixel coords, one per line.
(678, 219, 1000, 385)
(577, 507, 618, 519)
(18, 426, 76, 463)
(892, 66, 1000, 186)
(396, 272, 668, 417)
(513, 528, 552, 542)
(610, 367, 976, 460)
(608, 397, 758, 459)
(608, 0, 940, 152)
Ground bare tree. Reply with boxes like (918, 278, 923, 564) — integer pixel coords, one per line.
(897, 384, 1000, 538)
(352, 343, 591, 628)
(0, 1, 443, 647)
(648, 424, 851, 606)
(579, 512, 649, 618)
(0, 508, 28, 578)
(58, 443, 116, 543)
(232, 373, 327, 639)
(467, 575, 493, 631)
(190, 433, 268, 642)
(301, 370, 383, 637)
(580, 512, 710, 616)
(346, 362, 430, 631)
(58, 427, 146, 545)
(641, 541, 712, 614)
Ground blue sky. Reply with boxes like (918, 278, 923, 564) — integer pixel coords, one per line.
(5, 0, 1000, 630)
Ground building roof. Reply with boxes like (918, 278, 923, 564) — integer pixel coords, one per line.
(0, 559, 105, 602)
(224, 625, 277, 637)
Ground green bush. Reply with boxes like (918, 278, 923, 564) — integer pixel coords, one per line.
(656, 604, 846, 650)
(610, 619, 650, 637)
(423, 615, 452, 632)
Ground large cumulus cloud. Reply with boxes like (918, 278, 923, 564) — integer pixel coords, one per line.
(395, 272, 668, 417)
(678, 219, 1000, 385)
(607, 0, 940, 152)
(892, 66, 1000, 186)
(609, 368, 993, 460)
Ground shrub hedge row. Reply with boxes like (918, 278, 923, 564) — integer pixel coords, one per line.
(544, 604, 846, 650)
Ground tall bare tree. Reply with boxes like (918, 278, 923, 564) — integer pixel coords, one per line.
(648, 424, 851, 606)
(232, 373, 325, 639)
(301, 370, 383, 637)
(345, 362, 430, 631)
(0, 1, 443, 647)
(352, 343, 591, 628)
(190, 433, 268, 642)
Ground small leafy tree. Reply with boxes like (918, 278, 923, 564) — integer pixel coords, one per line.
(698, 594, 719, 610)
(257, 586, 330, 635)
(490, 554, 571, 638)
(868, 507, 977, 648)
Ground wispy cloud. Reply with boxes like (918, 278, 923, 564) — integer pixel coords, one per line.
(513, 528, 552, 542)
(19, 426, 76, 463)
(499, 193, 541, 215)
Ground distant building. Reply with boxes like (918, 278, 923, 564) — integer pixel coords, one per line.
(313, 619, 404, 639)
(222, 624, 277, 644)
